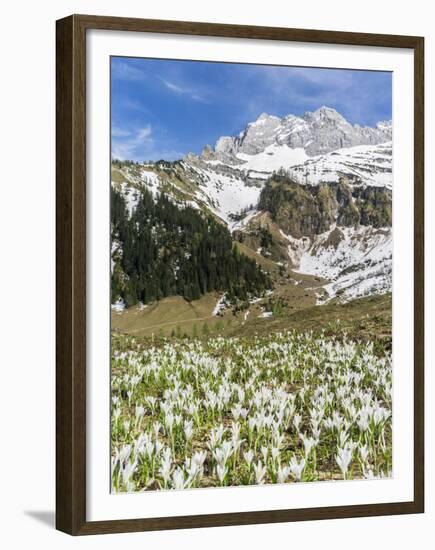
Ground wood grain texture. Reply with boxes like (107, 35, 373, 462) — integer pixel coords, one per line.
(56, 14, 424, 536)
(74, 13, 422, 48)
(56, 14, 87, 535)
(413, 36, 425, 514)
(56, 15, 74, 534)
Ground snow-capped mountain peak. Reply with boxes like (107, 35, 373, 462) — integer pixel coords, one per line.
(206, 106, 392, 160)
(251, 112, 280, 124)
(304, 105, 347, 123)
(376, 120, 392, 132)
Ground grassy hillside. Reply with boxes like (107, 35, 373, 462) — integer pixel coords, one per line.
(112, 289, 391, 348)
(231, 293, 392, 347)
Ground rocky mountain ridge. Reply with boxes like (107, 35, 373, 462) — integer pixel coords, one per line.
(203, 106, 391, 159)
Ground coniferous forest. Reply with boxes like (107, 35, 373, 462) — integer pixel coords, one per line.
(111, 187, 271, 306)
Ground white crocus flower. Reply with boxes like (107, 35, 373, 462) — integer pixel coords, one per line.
(253, 461, 267, 484)
(121, 459, 137, 487)
(273, 433, 285, 449)
(135, 405, 145, 421)
(184, 420, 194, 442)
(153, 421, 162, 438)
(192, 451, 207, 468)
(119, 444, 131, 464)
(261, 446, 268, 464)
(300, 434, 317, 458)
(184, 458, 201, 482)
(338, 429, 350, 448)
(125, 480, 136, 492)
(209, 425, 226, 449)
(293, 414, 302, 432)
(374, 406, 390, 426)
(357, 413, 370, 432)
(231, 405, 241, 421)
(336, 446, 353, 479)
(271, 446, 280, 463)
(244, 449, 254, 466)
(359, 444, 370, 464)
(239, 407, 249, 419)
(171, 467, 187, 490)
(144, 439, 155, 460)
(159, 452, 172, 484)
(289, 456, 306, 481)
(216, 464, 227, 484)
(277, 465, 291, 484)
(213, 447, 225, 466)
(165, 412, 174, 433)
(154, 439, 164, 456)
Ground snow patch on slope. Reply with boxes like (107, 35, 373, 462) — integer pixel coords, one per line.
(189, 167, 262, 223)
(112, 182, 141, 216)
(288, 142, 392, 189)
(237, 144, 308, 173)
(140, 171, 161, 195)
(229, 209, 259, 233)
(111, 239, 121, 274)
(212, 294, 227, 316)
(112, 169, 161, 217)
(281, 225, 392, 302)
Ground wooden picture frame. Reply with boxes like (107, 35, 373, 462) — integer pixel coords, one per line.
(56, 14, 424, 535)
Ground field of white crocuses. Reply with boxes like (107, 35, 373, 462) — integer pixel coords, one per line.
(111, 331, 392, 492)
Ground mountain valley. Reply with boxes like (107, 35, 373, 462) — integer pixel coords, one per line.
(111, 106, 393, 341)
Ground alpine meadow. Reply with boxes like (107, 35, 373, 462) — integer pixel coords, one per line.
(110, 58, 393, 492)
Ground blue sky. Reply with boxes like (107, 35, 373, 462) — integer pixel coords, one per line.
(111, 57, 392, 162)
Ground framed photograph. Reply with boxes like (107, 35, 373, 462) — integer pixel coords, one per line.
(56, 14, 424, 535)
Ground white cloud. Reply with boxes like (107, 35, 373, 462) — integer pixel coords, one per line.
(111, 61, 145, 81)
(137, 126, 152, 139)
(112, 125, 153, 160)
(111, 127, 132, 138)
(163, 80, 185, 93)
(112, 59, 210, 104)
(111, 125, 184, 162)
(121, 99, 150, 114)
(161, 78, 207, 102)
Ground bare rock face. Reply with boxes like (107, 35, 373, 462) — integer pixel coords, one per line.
(258, 175, 392, 239)
(236, 113, 282, 154)
(215, 136, 238, 156)
(200, 144, 215, 160)
(302, 107, 360, 155)
(205, 107, 392, 161)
